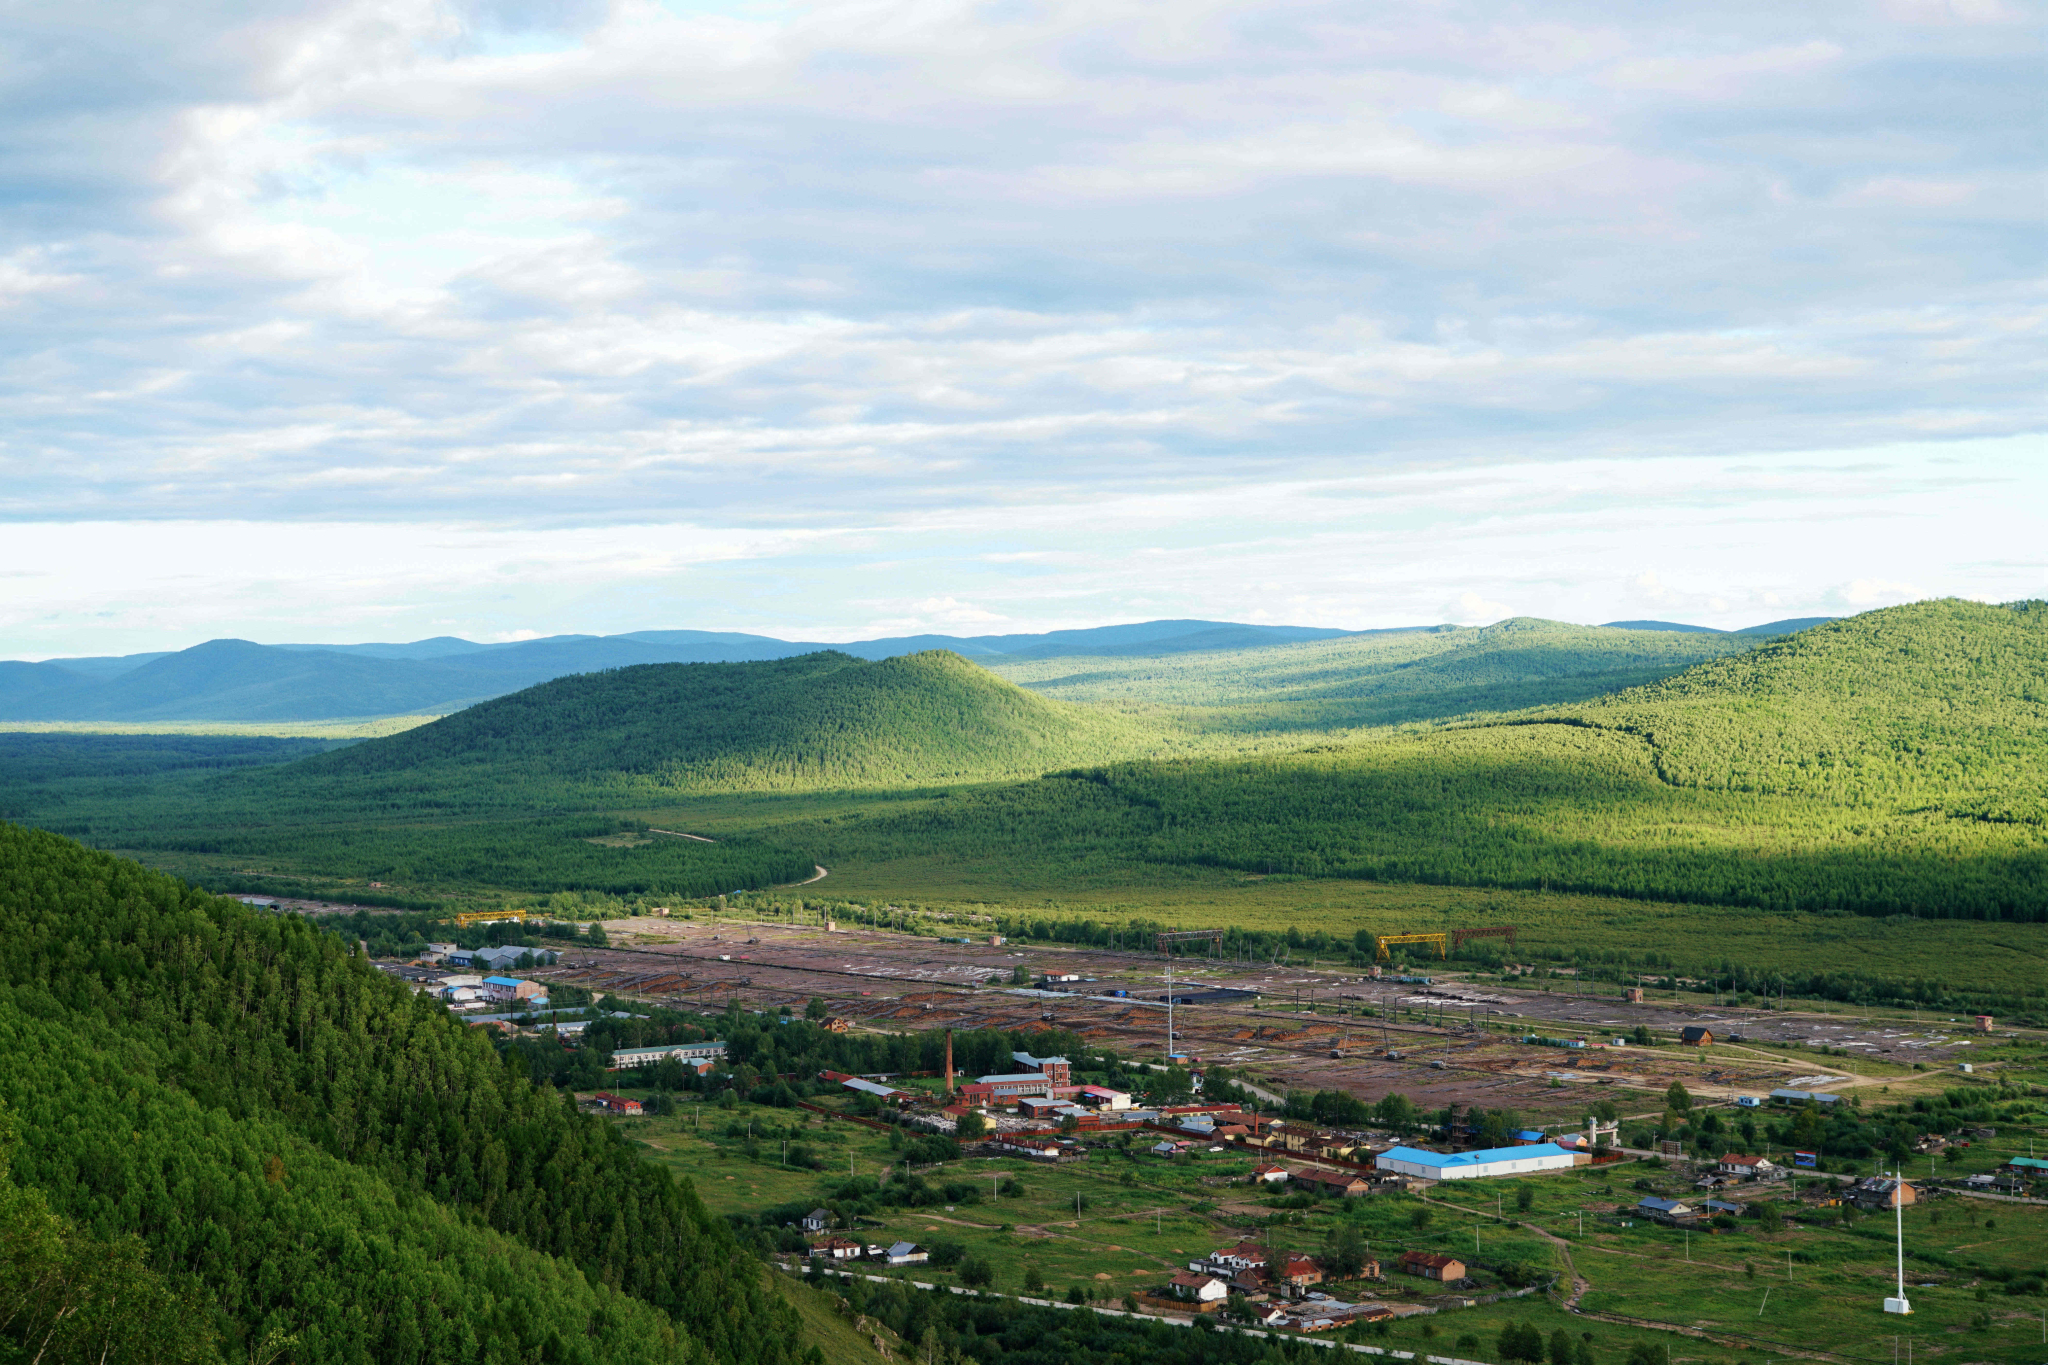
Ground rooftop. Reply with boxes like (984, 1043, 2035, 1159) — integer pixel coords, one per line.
(1378, 1142, 1571, 1168)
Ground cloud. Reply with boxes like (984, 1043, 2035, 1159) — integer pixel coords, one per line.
(1446, 591, 1514, 626)
(1834, 578, 1926, 607)
(0, 0, 2036, 536)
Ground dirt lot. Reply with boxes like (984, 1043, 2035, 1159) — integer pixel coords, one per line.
(527, 918, 2005, 1123)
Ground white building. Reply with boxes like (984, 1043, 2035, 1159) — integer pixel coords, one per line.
(612, 1042, 727, 1069)
(1374, 1143, 1583, 1181)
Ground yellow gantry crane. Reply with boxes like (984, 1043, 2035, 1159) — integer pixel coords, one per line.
(1374, 931, 1448, 962)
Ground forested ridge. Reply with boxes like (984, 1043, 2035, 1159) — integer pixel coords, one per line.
(0, 822, 810, 1365)
(809, 601, 2048, 919)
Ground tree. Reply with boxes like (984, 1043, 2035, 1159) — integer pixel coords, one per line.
(957, 1256, 993, 1289)
(1632, 1025, 1653, 1047)
(805, 997, 830, 1020)
(1664, 1081, 1692, 1113)
(1322, 1223, 1368, 1280)
(1625, 1342, 1669, 1365)
(1410, 1206, 1432, 1231)
(1574, 1339, 1597, 1365)
(1517, 1183, 1535, 1212)
(1374, 1092, 1418, 1135)
(1550, 1328, 1575, 1364)
(955, 1110, 987, 1141)
(1023, 1264, 1044, 1294)
(585, 921, 608, 947)
(1498, 1320, 1544, 1362)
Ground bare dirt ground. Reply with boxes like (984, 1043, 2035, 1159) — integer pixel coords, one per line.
(527, 918, 1997, 1121)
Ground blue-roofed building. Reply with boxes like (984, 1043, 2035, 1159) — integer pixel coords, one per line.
(1511, 1129, 1547, 1145)
(1374, 1143, 1582, 1181)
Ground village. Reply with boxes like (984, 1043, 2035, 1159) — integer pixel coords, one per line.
(368, 914, 2048, 1353)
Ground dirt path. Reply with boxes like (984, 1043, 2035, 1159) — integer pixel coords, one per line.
(648, 828, 717, 843)
(786, 865, 829, 887)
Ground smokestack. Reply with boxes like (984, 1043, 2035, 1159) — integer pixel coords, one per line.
(945, 1029, 955, 1096)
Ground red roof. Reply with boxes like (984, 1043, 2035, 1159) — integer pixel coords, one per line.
(1281, 1256, 1322, 1278)
(1402, 1251, 1461, 1269)
(1720, 1153, 1767, 1166)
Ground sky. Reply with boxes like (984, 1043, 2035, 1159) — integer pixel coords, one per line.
(2, 0, 2042, 657)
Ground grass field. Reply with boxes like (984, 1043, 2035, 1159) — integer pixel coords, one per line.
(606, 1092, 2048, 1363)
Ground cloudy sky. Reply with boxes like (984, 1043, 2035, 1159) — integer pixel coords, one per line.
(3, 0, 2041, 656)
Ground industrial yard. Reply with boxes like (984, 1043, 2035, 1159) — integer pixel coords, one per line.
(528, 915, 2002, 1123)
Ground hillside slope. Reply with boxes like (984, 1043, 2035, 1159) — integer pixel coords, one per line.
(0, 821, 802, 1364)
(992, 617, 1766, 730)
(304, 650, 1157, 792)
(823, 603, 2048, 921)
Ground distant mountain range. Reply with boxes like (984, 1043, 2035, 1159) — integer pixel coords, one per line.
(0, 615, 1834, 723)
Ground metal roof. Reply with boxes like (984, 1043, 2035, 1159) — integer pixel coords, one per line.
(1378, 1143, 1572, 1169)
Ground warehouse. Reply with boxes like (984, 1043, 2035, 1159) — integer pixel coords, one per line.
(1374, 1142, 1583, 1180)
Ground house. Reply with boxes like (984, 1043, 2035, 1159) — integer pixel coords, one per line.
(1169, 1272, 1229, 1305)
(591, 1092, 642, 1115)
(1511, 1129, 1548, 1145)
(1251, 1163, 1290, 1184)
(1399, 1251, 1466, 1282)
(1193, 1242, 1268, 1278)
(1769, 1089, 1843, 1108)
(802, 1208, 832, 1233)
(2002, 1156, 2048, 1178)
(1717, 1154, 1780, 1179)
(482, 975, 549, 1004)
(1735, 1095, 1763, 1108)
(1277, 1256, 1325, 1296)
(821, 1016, 852, 1033)
(1700, 1199, 1743, 1217)
(994, 1135, 1063, 1159)
(808, 1237, 862, 1260)
(1289, 1169, 1370, 1198)
(1679, 1026, 1713, 1046)
(883, 1242, 928, 1266)
(1635, 1197, 1693, 1222)
(1847, 1177, 1916, 1211)
(470, 944, 559, 972)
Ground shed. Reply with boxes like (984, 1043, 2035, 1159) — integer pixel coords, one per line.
(1679, 1026, 1713, 1046)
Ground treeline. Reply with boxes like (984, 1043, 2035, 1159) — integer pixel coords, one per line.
(0, 821, 813, 1365)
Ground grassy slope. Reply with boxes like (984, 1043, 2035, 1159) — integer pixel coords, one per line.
(991, 617, 1764, 732)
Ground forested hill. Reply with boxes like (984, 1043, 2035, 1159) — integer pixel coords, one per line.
(1548, 598, 2048, 816)
(299, 649, 1155, 792)
(0, 821, 808, 1365)
(847, 601, 2048, 920)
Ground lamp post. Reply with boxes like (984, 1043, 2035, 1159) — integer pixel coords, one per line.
(1883, 1168, 1912, 1316)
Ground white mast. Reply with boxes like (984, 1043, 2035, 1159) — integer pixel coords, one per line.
(1883, 1168, 1912, 1315)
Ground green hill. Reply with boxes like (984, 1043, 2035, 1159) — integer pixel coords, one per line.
(305, 649, 1157, 793)
(815, 602, 2048, 920)
(989, 618, 1765, 731)
(0, 821, 803, 1365)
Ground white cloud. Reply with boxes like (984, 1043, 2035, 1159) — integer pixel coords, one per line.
(1446, 591, 1515, 626)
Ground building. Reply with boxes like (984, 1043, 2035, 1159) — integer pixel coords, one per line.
(1769, 1088, 1843, 1107)
(1399, 1251, 1465, 1282)
(802, 1208, 832, 1232)
(482, 976, 549, 1004)
(1717, 1153, 1780, 1179)
(1847, 1177, 1916, 1211)
(808, 1237, 861, 1260)
(1277, 1256, 1325, 1296)
(1735, 1095, 1763, 1108)
(613, 1041, 727, 1069)
(2002, 1156, 2048, 1178)
(1011, 1050, 1073, 1085)
(958, 1072, 1056, 1103)
(1076, 1085, 1132, 1110)
(1635, 1196, 1693, 1222)
(1974, 1015, 1994, 1032)
(993, 1135, 1064, 1159)
(592, 1092, 642, 1115)
(1679, 1026, 1713, 1046)
(1169, 1272, 1228, 1305)
(1193, 1242, 1267, 1278)
(1251, 1163, 1290, 1184)
(1700, 1199, 1743, 1218)
(1289, 1169, 1370, 1198)
(1374, 1143, 1583, 1181)
(883, 1242, 928, 1266)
